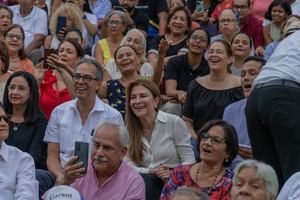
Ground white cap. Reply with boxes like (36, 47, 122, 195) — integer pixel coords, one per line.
(42, 185, 82, 200)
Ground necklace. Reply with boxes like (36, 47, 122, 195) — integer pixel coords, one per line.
(12, 122, 21, 131)
(195, 164, 224, 188)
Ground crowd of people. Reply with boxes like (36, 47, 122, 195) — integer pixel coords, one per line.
(1, 0, 300, 199)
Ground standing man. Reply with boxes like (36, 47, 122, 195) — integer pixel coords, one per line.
(119, 0, 149, 36)
(43, 58, 123, 186)
(10, 0, 48, 55)
(233, 0, 265, 56)
(246, 30, 300, 188)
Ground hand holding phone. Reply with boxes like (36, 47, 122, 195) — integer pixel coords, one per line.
(74, 141, 89, 174)
(56, 16, 67, 35)
(43, 49, 58, 70)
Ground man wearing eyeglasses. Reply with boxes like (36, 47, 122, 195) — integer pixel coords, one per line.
(41, 58, 123, 196)
(233, 0, 265, 56)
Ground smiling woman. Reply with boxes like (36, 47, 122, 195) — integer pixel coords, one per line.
(0, 5, 13, 41)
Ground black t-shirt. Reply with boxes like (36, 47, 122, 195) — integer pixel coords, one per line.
(131, 8, 150, 34)
(164, 54, 210, 91)
(137, 0, 168, 25)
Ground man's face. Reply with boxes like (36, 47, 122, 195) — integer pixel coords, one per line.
(218, 10, 238, 35)
(91, 125, 127, 176)
(119, 0, 138, 12)
(73, 63, 101, 101)
(241, 60, 262, 97)
(233, 0, 250, 21)
(18, 0, 35, 13)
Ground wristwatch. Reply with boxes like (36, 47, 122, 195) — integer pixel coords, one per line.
(82, 14, 87, 20)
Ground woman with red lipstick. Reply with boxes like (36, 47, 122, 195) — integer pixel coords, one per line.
(0, 4, 13, 41)
(37, 38, 84, 119)
(4, 24, 35, 75)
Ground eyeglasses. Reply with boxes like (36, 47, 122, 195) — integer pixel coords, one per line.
(108, 20, 123, 26)
(0, 115, 10, 123)
(233, 5, 249, 10)
(5, 33, 23, 41)
(72, 74, 98, 83)
(7, 85, 28, 92)
(200, 132, 226, 145)
(190, 35, 208, 42)
(219, 18, 236, 24)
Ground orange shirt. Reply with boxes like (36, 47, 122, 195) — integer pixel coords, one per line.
(211, 0, 234, 21)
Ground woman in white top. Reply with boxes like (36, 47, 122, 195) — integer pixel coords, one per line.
(104, 29, 153, 80)
(125, 79, 195, 200)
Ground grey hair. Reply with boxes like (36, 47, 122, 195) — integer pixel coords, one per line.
(171, 187, 209, 200)
(233, 160, 279, 198)
(121, 28, 147, 63)
(106, 10, 127, 25)
(75, 57, 104, 81)
(219, 9, 240, 23)
(94, 123, 129, 148)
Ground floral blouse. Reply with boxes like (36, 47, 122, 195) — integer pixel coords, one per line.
(160, 164, 233, 200)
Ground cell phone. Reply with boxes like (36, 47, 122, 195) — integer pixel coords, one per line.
(56, 16, 67, 35)
(43, 48, 58, 70)
(114, 5, 127, 12)
(74, 141, 89, 174)
(239, 144, 252, 149)
(196, 0, 205, 12)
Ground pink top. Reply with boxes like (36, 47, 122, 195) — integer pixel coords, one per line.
(251, 0, 273, 22)
(72, 161, 146, 200)
(211, 0, 233, 21)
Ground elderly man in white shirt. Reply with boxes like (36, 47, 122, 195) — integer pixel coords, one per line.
(0, 104, 38, 200)
(10, 0, 48, 55)
(40, 58, 123, 195)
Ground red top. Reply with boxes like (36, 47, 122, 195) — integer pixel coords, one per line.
(211, 0, 233, 21)
(39, 70, 72, 119)
(241, 14, 265, 48)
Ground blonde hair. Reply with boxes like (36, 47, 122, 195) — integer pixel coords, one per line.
(49, 3, 83, 36)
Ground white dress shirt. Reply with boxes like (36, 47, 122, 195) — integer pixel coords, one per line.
(10, 5, 48, 48)
(125, 111, 195, 173)
(0, 142, 38, 200)
(44, 96, 124, 167)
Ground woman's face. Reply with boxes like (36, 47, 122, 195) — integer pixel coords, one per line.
(58, 41, 79, 68)
(115, 46, 139, 73)
(232, 33, 251, 58)
(64, 31, 84, 48)
(169, 10, 188, 35)
(129, 85, 159, 118)
(271, 5, 287, 24)
(123, 31, 144, 55)
(207, 42, 231, 72)
(231, 167, 270, 200)
(188, 29, 208, 54)
(8, 76, 30, 107)
(199, 125, 228, 166)
(107, 14, 125, 35)
(218, 11, 238, 35)
(0, 9, 12, 32)
(0, 106, 9, 142)
(5, 27, 24, 54)
(169, 0, 184, 10)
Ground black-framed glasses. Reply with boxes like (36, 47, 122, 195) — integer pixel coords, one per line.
(72, 74, 98, 83)
(200, 132, 226, 145)
(0, 115, 10, 123)
(233, 5, 249, 10)
(190, 35, 208, 43)
(219, 18, 236, 24)
(6, 33, 23, 41)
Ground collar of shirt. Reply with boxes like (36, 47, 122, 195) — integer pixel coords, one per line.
(91, 160, 124, 187)
(15, 5, 36, 20)
(0, 142, 9, 162)
(71, 96, 107, 113)
(156, 110, 169, 124)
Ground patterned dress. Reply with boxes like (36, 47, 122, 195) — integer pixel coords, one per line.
(107, 79, 126, 119)
(160, 164, 233, 200)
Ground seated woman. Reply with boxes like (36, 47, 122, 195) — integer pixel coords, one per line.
(0, 102, 39, 199)
(94, 10, 127, 66)
(45, 3, 83, 49)
(125, 79, 195, 200)
(231, 159, 279, 200)
(230, 32, 252, 76)
(104, 28, 154, 80)
(4, 24, 35, 74)
(37, 38, 84, 119)
(160, 119, 239, 200)
(4, 71, 48, 169)
(0, 41, 11, 99)
(182, 40, 243, 140)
